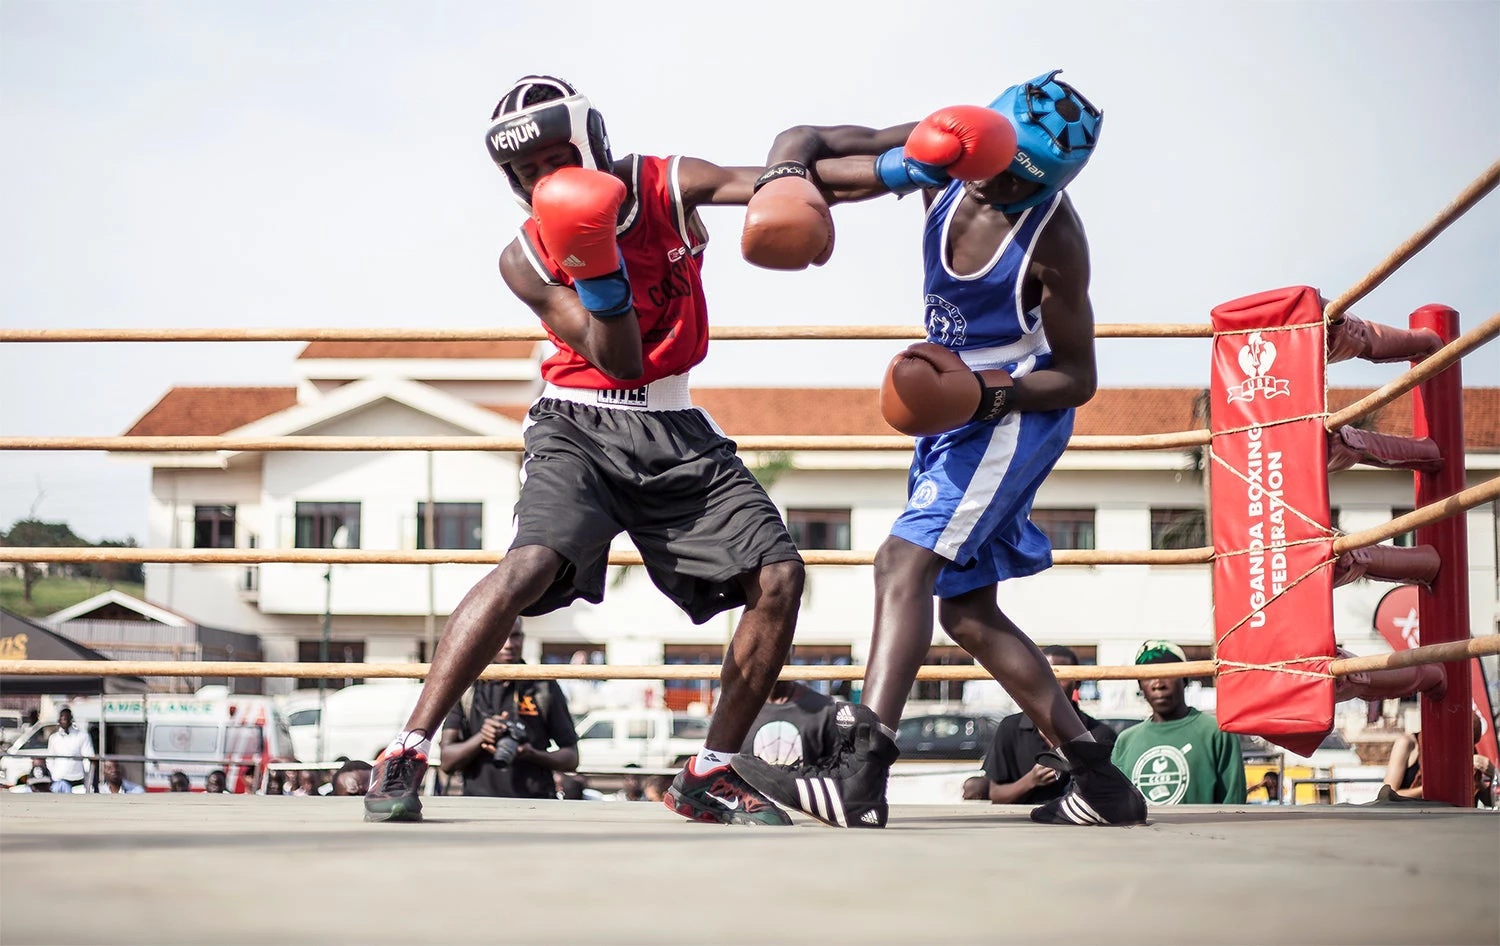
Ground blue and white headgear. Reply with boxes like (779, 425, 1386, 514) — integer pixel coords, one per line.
(987, 70, 1102, 213)
(484, 75, 612, 209)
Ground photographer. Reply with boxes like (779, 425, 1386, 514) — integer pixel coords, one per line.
(439, 621, 579, 798)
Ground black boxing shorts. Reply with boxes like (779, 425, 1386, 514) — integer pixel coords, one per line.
(510, 383, 803, 624)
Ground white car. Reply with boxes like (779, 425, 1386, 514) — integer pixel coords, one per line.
(277, 683, 423, 763)
(572, 709, 709, 771)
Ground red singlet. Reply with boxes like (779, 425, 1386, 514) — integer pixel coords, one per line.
(514, 154, 711, 389)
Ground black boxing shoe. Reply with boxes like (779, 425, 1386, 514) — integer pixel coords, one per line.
(1029, 737, 1147, 826)
(731, 702, 899, 828)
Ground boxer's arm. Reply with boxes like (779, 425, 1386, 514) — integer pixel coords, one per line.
(1009, 203, 1098, 412)
(768, 123, 922, 205)
(676, 154, 889, 208)
(499, 239, 644, 381)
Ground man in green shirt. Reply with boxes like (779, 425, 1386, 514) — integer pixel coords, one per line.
(1112, 641, 1246, 805)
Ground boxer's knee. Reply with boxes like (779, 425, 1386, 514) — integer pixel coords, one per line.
(749, 559, 805, 617)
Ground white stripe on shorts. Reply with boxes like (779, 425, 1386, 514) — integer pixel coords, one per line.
(931, 416, 1021, 560)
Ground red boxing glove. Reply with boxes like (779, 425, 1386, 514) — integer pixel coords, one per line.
(741, 163, 835, 270)
(531, 167, 628, 279)
(880, 342, 1014, 436)
(905, 105, 1018, 181)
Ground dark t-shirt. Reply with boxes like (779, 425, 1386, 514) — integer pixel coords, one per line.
(443, 678, 578, 799)
(981, 706, 1117, 804)
(739, 684, 841, 766)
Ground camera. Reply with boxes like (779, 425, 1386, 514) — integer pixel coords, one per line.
(491, 721, 529, 768)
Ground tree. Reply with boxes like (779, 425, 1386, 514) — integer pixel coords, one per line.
(88, 538, 146, 585)
(1, 519, 87, 603)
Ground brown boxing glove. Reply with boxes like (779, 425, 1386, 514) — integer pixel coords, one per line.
(880, 342, 1013, 436)
(740, 162, 835, 270)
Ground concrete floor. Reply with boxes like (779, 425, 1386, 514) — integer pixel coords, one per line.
(2, 795, 1496, 946)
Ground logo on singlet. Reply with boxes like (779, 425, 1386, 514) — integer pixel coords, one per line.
(924, 294, 967, 347)
(667, 246, 688, 263)
(910, 479, 939, 510)
(597, 386, 648, 407)
(1227, 332, 1291, 403)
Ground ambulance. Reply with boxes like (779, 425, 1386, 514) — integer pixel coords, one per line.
(0, 687, 295, 792)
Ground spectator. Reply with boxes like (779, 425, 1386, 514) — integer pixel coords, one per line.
(205, 770, 228, 794)
(740, 659, 842, 768)
(439, 621, 580, 800)
(613, 764, 646, 802)
(292, 771, 321, 796)
(330, 761, 373, 797)
(261, 771, 286, 796)
(45, 707, 94, 793)
(1382, 712, 1496, 807)
(99, 759, 145, 795)
(1110, 641, 1246, 805)
(643, 775, 672, 804)
(168, 771, 191, 793)
(963, 646, 1117, 804)
(1247, 771, 1282, 805)
(555, 773, 589, 800)
(9, 763, 53, 793)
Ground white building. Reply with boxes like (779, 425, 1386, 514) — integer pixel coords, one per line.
(113, 342, 1500, 718)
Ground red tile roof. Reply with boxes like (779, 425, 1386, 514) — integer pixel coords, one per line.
(124, 387, 299, 436)
(125, 384, 1500, 448)
(297, 342, 540, 360)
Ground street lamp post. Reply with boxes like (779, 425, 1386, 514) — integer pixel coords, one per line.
(316, 525, 349, 763)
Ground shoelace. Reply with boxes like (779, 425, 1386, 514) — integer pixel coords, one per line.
(380, 752, 414, 793)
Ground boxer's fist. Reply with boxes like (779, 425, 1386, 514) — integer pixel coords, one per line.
(532, 167, 628, 280)
(741, 164, 835, 270)
(905, 105, 1017, 181)
(880, 342, 1013, 436)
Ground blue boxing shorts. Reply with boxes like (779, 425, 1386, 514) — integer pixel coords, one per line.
(889, 406, 1074, 598)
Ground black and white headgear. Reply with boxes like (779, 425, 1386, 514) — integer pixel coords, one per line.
(484, 75, 612, 209)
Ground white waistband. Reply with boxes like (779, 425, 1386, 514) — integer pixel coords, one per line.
(955, 334, 1050, 372)
(538, 374, 694, 411)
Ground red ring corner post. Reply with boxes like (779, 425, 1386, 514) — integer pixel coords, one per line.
(1411, 304, 1472, 808)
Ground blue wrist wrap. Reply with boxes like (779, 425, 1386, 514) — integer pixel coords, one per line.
(875, 147, 951, 196)
(573, 263, 633, 320)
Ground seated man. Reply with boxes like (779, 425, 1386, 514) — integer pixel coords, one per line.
(741, 651, 843, 767)
(962, 646, 1116, 805)
(1111, 641, 1246, 805)
(99, 759, 145, 795)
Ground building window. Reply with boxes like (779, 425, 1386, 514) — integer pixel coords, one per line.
(296, 640, 366, 690)
(910, 645, 974, 704)
(1391, 507, 1415, 547)
(663, 644, 721, 713)
(294, 502, 360, 549)
(416, 502, 483, 550)
(194, 505, 236, 549)
(1150, 508, 1206, 550)
(786, 508, 852, 550)
(787, 645, 855, 699)
(1179, 644, 1216, 689)
(1032, 509, 1096, 550)
(541, 643, 607, 666)
(1046, 644, 1100, 703)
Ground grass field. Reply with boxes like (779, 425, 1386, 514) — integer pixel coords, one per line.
(0, 576, 145, 619)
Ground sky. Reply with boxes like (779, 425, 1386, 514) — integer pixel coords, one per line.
(2, 1, 1497, 543)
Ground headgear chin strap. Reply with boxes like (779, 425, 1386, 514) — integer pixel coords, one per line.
(987, 70, 1102, 213)
(484, 75, 613, 209)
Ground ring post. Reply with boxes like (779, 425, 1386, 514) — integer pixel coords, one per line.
(1411, 303, 1471, 807)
